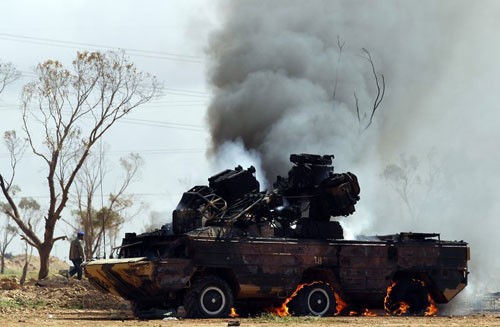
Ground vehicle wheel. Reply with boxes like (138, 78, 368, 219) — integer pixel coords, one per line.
(288, 282, 336, 316)
(184, 276, 234, 318)
(385, 278, 430, 315)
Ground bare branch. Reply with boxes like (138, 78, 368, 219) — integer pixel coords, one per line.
(3, 130, 27, 188)
(0, 217, 18, 273)
(72, 150, 142, 259)
(0, 61, 20, 95)
(360, 48, 385, 132)
(0, 176, 24, 235)
(53, 235, 67, 243)
(354, 92, 360, 123)
(20, 235, 37, 248)
(332, 36, 346, 101)
(353, 48, 386, 132)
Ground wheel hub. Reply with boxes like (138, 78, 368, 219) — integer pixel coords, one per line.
(201, 287, 226, 315)
(308, 288, 330, 315)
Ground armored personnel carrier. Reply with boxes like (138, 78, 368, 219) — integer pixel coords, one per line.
(84, 154, 469, 318)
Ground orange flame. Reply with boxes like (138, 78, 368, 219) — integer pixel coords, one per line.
(348, 308, 377, 316)
(425, 295, 438, 316)
(385, 279, 438, 316)
(268, 281, 343, 317)
(271, 304, 289, 317)
(394, 302, 410, 316)
(384, 281, 396, 314)
(334, 292, 348, 315)
(362, 308, 378, 316)
(416, 279, 439, 316)
(268, 282, 309, 317)
(384, 281, 409, 316)
(229, 307, 239, 318)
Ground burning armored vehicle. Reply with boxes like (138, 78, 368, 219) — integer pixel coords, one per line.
(84, 154, 469, 318)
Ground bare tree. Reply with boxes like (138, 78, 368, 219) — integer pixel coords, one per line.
(354, 48, 386, 132)
(17, 197, 42, 283)
(0, 197, 41, 275)
(0, 51, 160, 279)
(69, 152, 143, 259)
(0, 61, 20, 96)
(382, 153, 440, 222)
(0, 130, 25, 274)
(0, 214, 17, 274)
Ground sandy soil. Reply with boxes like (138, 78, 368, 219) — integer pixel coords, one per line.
(1, 273, 498, 327)
(2, 310, 500, 327)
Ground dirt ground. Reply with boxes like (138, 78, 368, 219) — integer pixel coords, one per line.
(1, 275, 499, 327)
(2, 310, 500, 327)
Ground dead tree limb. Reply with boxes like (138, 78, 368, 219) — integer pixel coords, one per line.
(332, 36, 346, 101)
(355, 48, 386, 132)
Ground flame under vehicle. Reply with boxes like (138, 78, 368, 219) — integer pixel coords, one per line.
(84, 154, 469, 318)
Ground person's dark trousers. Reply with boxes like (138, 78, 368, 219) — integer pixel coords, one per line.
(69, 258, 83, 280)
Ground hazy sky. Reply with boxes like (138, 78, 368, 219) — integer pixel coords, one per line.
(0, 0, 221, 257)
(1, 0, 500, 299)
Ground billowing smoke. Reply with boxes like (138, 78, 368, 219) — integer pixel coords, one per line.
(206, 1, 374, 179)
(206, 0, 500, 298)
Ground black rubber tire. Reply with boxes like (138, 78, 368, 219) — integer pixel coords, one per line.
(288, 282, 336, 317)
(184, 276, 234, 318)
(385, 278, 430, 315)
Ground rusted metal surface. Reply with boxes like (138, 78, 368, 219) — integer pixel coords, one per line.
(84, 154, 469, 318)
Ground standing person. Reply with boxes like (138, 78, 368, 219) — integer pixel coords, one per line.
(69, 231, 85, 280)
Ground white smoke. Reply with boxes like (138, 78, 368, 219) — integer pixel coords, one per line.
(205, 0, 500, 303)
(211, 139, 268, 189)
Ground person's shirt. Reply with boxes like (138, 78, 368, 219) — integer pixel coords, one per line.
(69, 238, 85, 261)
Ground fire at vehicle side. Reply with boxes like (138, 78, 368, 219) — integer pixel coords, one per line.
(84, 154, 469, 318)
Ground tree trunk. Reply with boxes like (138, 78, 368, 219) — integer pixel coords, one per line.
(0, 252, 4, 274)
(20, 244, 29, 285)
(20, 262, 28, 285)
(37, 243, 52, 280)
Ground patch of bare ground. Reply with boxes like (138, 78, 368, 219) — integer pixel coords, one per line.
(2, 313, 500, 327)
(0, 275, 130, 314)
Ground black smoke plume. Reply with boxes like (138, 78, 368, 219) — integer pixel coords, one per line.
(206, 0, 500, 299)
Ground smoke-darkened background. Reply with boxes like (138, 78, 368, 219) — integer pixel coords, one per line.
(205, 0, 500, 297)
